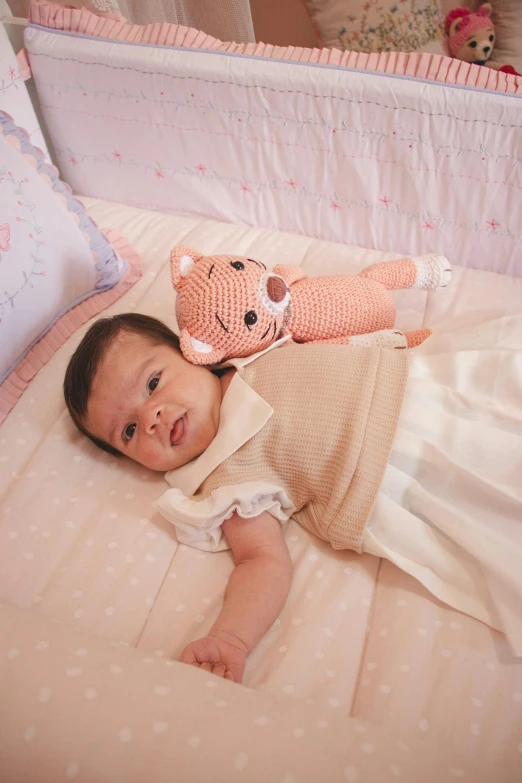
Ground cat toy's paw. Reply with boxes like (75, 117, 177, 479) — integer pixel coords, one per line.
(350, 329, 408, 350)
(413, 254, 452, 290)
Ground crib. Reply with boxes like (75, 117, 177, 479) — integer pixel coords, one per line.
(0, 2, 521, 780)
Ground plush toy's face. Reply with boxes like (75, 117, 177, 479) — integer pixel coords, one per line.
(170, 246, 290, 364)
(452, 24, 495, 64)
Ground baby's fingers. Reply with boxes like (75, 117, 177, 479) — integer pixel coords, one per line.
(190, 660, 229, 679)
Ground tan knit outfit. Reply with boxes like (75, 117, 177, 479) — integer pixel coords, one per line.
(192, 342, 408, 553)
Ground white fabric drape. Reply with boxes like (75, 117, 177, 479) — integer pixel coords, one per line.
(6, 0, 121, 16)
(7, 0, 255, 43)
(118, 0, 255, 42)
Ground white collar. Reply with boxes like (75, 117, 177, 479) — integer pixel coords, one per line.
(164, 338, 290, 495)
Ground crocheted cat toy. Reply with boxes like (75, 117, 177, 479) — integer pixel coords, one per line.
(445, 4, 521, 76)
(170, 247, 452, 364)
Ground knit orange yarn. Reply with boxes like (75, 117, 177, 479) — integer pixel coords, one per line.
(170, 246, 451, 364)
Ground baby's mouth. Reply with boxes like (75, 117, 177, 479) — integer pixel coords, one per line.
(170, 416, 186, 446)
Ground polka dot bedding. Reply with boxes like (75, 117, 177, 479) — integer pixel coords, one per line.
(0, 198, 521, 781)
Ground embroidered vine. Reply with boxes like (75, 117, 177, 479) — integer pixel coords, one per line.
(0, 169, 45, 318)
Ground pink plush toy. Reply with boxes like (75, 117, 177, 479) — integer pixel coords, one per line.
(170, 246, 452, 364)
(445, 3, 521, 76)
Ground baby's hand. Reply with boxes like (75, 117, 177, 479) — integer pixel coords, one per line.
(179, 631, 248, 683)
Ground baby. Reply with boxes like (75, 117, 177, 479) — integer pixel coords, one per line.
(64, 311, 522, 682)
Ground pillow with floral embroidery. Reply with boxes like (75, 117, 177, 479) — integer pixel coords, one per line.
(302, 0, 445, 53)
(0, 110, 141, 423)
(0, 21, 50, 160)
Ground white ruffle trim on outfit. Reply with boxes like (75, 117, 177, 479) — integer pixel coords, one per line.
(155, 482, 295, 552)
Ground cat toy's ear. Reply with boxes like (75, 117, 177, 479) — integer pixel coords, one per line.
(179, 328, 227, 365)
(170, 246, 205, 291)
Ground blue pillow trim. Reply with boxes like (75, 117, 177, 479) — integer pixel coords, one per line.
(0, 109, 126, 292)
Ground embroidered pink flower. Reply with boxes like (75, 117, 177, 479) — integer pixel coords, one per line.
(112, 151, 122, 161)
(155, 168, 165, 180)
(330, 200, 341, 211)
(286, 179, 297, 189)
(240, 184, 250, 194)
(0, 223, 10, 253)
(70, 156, 79, 165)
(195, 164, 207, 174)
(379, 196, 391, 207)
(422, 220, 434, 231)
(8, 66, 16, 80)
(487, 219, 499, 231)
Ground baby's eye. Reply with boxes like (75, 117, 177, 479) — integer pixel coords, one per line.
(123, 423, 136, 441)
(148, 374, 160, 393)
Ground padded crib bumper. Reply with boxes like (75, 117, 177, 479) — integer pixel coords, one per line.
(24, 22, 521, 277)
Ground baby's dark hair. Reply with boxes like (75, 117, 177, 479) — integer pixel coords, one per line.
(63, 313, 181, 457)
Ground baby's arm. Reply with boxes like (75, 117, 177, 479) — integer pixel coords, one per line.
(179, 510, 293, 683)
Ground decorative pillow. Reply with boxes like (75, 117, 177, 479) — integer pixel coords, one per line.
(302, 0, 445, 53)
(0, 21, 49, 160)
(0, 110, 141, 424)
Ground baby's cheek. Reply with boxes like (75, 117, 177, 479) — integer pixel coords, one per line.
(137, 442, 167, 472)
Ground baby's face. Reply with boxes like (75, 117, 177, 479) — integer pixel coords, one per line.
(85, 331, 222, 471)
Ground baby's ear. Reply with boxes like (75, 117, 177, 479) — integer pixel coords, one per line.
(170, 246, 204, 291)
(179, 328, 226, 365)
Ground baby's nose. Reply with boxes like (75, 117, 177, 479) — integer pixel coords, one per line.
(142, 404, 162, 433)
(266, 274, 288, 303)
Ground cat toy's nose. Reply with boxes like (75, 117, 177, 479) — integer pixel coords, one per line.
(266, 274, 288, 303)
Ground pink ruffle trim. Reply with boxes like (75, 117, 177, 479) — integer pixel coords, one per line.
(27, 0, 521, 95)
(16, 48, 32, 81)
(0, 229, 142, 425)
